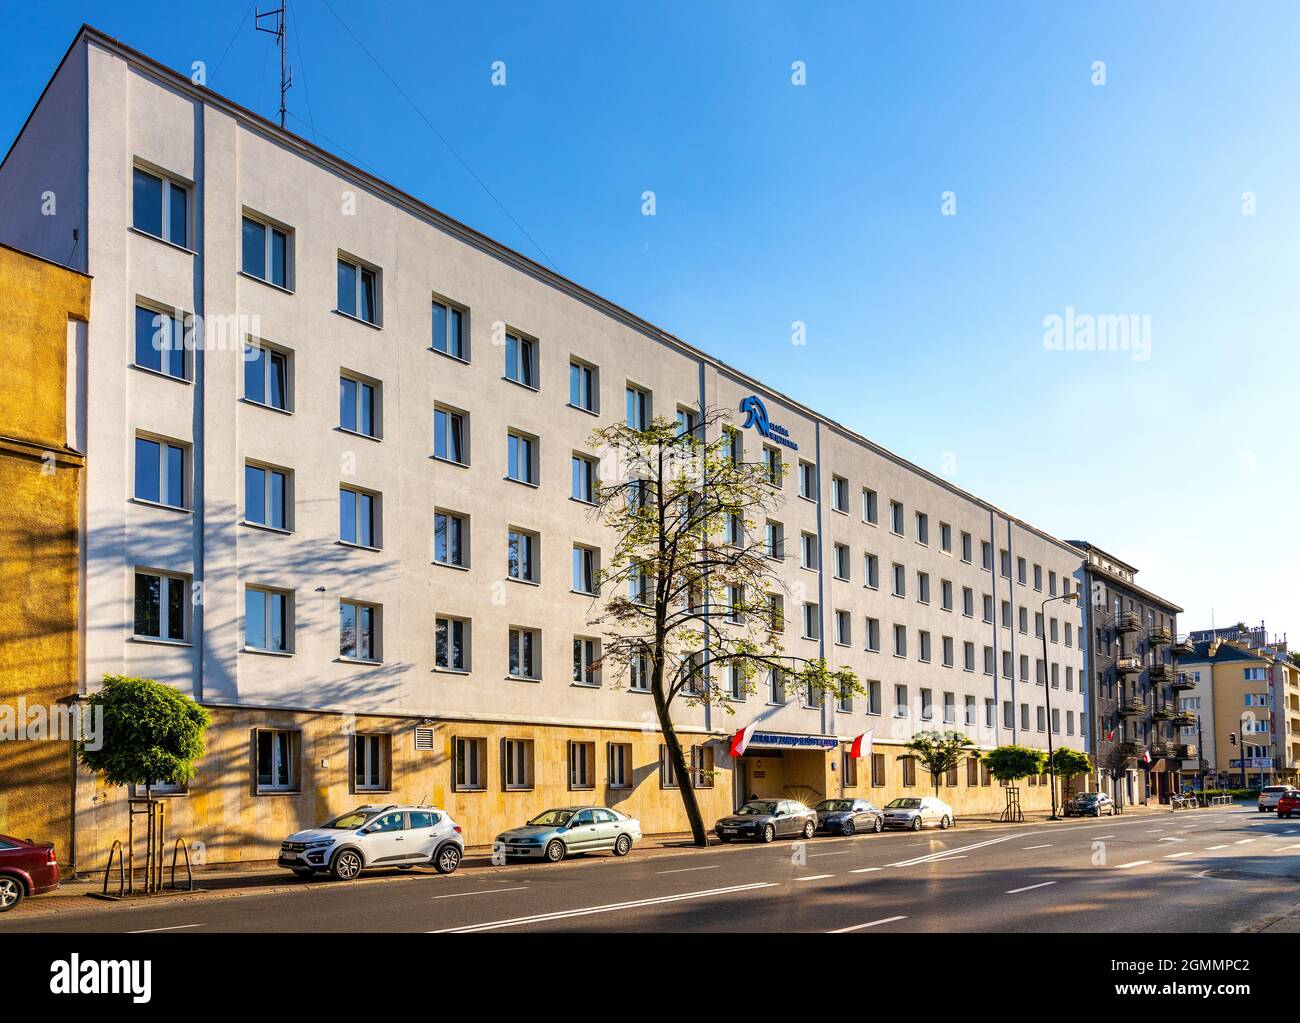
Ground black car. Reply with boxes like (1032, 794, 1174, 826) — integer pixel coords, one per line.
(715, 799, 817, 843)
(814, 798, 884, 835)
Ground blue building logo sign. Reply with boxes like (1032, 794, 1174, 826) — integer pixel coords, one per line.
(739, 395, 798, 451)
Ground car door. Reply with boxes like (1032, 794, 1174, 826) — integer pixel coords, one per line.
(567, 809, 598, 850)
(779, 802, 799, 837)
(852, 801, 871, 829)
(362, 810, 410, 865)
(407, 810, 442, 862)
(592, 809, 620, 850)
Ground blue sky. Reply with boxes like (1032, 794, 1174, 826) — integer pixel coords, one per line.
(3, 1, 1297, 638)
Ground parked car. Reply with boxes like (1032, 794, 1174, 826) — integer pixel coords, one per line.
(494, 806, 642, 862)
(814, 798, 884, 835)
(1277, 792, 1300, 818)
(278, 804, 464, 880)
(1066, 791, 1116, 817)
(715, 799, 817, 843)
(1259, 786, 1296, 812)
(882, 796, 954, 831)
(0, 834, 60, 912)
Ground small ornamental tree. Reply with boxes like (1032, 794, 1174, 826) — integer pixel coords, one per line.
(78, 675, 211, 800)
(983, 745, 1047, 822)
(1100, 741, 1137, 813)
(1049, 746, 1092, 805)
(900, 731, 976, 797)
(587, 407, 863, 846)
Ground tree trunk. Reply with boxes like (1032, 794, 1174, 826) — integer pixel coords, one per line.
(653, 684, 709, 847)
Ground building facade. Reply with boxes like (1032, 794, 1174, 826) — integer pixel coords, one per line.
(1071, 542, 1188, 806)
(1, 28, 1090, 867)
(0, 242, 91, 859)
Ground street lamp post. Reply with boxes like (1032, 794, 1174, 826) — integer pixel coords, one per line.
(1240, 713, 1250, 790)
(1041, 591, 1079, 820)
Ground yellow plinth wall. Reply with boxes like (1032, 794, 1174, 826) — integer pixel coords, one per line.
(71, 705, 1078, 870)
(0, 243, 90, 862)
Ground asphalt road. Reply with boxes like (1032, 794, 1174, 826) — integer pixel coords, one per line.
(4, 807, 1298, 933)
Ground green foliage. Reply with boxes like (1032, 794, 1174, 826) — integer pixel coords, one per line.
(983, 745, 1047, 783)
(78, 675, 210, 791)
(1049, 746, 1091, 779)
(899, 730, 976, 794)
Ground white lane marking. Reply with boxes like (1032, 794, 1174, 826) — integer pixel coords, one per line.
(808, 851, 850, 858)
(794, 874, 834, 882)
(887, 833, 1020, 867)
(1158, 837, 1186, 843)
(1022, 844, 1052, 850)
(1116, 860, 1151, 869)
(656, 865, 719, 875)
(430, 886, 529, 900)
(1282, 844, 1300, 851)
(830, 915, 907, 933)
(1236, 839, 1255, 845)
(1092, 834, 1117, 840)
(430, 882, 778, 933)
(1005, 881, 1057, 894)
(849, 867, 882, 874)
(1206, 845, 1229, 850)
(126, 923, 202, 933)
(1145, 829, 1164, 833)
(1164, 852, 1192, 859)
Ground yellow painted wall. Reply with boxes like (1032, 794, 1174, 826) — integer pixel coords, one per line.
(0, 244, 90, 861)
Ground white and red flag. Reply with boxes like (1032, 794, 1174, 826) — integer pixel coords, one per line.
(1106, 729, 1115, 742)
(849, 728, 875, 760)
(730, 721, 758, 758)
(1142, 746, 1152, 764)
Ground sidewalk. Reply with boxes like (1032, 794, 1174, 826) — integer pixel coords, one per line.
(10, 800, 1187, 919)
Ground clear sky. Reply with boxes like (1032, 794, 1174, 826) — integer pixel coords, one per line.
(3, 1, 1296, 639)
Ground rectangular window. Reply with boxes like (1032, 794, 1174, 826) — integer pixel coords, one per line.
(435, 616, 468, 671)
(903, 758, 917, 787)
(801, 533, 819, 571)
(862, 487, 878, 524)
(835, 609, 851, 646)
(890, 500, 904, 535)
(940, 522, 952, 553)
(659, 745, 679, 788)
(864, 553, 880, 589)
(833, 543, 850, 580)
(765, 521, 784, 560)
(626, 384, 651, 429)
(339, 600, 379, 661)
(865, 617, 880, 652)
(842, 752, 858, 786)
(568, 741, 595, 789)
(571, 454, 597, 503)
(802, 602, 820, 641)
(894, 624, 907, 658)
(871, 752, 886, 786)
(244, 462, 289, 530)
(572, 637, 600, 686)
(503, 738, 534, 790)
(569, 360, 598, 412)
(353, 734, 389, 792)
(919, 630, 932, 663)
(961, 531, 972, 563)
(244, 342, 290, 411)
(892, 563, 906, 597)
(943, 692, 956, 724)
(504, 331, 538, 388)
(962, 587, 974, 617)
(134, 304, 188, 380)
(799, 460, 817, 499)
(691, 746, 715, 789)
(340, 374, 379, 438)
(509, 627, 540, 679)
(337, 256, 379, 324)
(135, 435, 187, 509)
(134, 570, 188, 642)
(608, 742, 632, 788)
(241, 214, 289, 288)
(1033, 564, 1043, 591)
(917, 572, 931, 604)
(866, 679, 882, 715)
(723, 427, 743, 465)
(434, 510, 467, 567)
(256, 729, 297, 792)
(245, 586, 290, 653)
(339, 486, 379, 548)
(572, 545, 598, 594)
(831, 475, 848, 512)
(942, 635, 954, 667)
(453, 737, 486, 791)
(963, 641, 975, 672)
(434, 406, 468, 464)
(629, 653, 650, 692)
(941, 579, 953, 611)
(915, 511, 929, 545)
(763, 446, 782, 486)
(507, 528, 539, 583)
(507, 430, 537, 484)
(431, 298, 466, 359)
(133, 165, 188, 246)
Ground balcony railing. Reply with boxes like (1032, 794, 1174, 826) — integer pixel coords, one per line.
(1152, 706, 1176, 721)
(1119, 699, 1146, 717)
(1171, 635, 1195, 657)
(1117, 655, 1142, 675)
(1170, 673, 1195, 691)
(1173, 711, 1197, 728)
(1148, 662, 1170, 682)
(1116, 611, 1143, 634)
(1176, 743, 1198, 760)
(1149, 626, 1173, 646)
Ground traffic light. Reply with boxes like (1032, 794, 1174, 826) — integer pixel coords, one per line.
(1229, 732, 1237, 747)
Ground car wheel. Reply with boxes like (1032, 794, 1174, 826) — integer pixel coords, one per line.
(0, 876, 23, 912)
(940, 815, 952, 830)
(329, 848, 363, 881)
(760, 824, 776, 843)
(614, 834, 633, 857)
(842, 820, 856, 837)
(873, 817, 884, 833)
(434, 844, 462, 875)
(291, 867, 314, 879)
(910, 816, 923, 831)
(802, 820, 816, 840)
(545, 840, 566, 863)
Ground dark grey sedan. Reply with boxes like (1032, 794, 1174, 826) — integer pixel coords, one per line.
(714, 799, 817, 843)
(814, 798, 884, 836)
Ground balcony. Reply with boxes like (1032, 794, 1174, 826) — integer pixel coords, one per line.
(1170, 673, 1196, 691)
(1148, 662, 1170, 682)
(1176, 743, 1198, 760)
(1152, 706, 1176, 721)
(1116, 611, 1143, 634)
(1171, 635, 1195, 657)
(1117, 655, 1142, 676)
(1173, 711, 1198, 728)
(1149, 741, 1173, 759)
(1149, 625, 1172, 646)
(1119, 698, 1146, 717)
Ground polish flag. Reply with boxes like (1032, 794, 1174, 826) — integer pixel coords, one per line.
(849, 728, 875, 760)
(731, 721, 758, 758)
(1106, 729, 1115, 742)
(1142, 747, 1152, 765)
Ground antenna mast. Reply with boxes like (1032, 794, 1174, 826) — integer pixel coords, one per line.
(255, 4, 292, 128)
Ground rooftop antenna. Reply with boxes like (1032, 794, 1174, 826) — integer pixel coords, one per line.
(255, 3, 292, 128)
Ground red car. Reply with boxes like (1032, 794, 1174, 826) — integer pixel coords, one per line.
(1278, 793, 1300, 819)
(0, 834, 60, 911)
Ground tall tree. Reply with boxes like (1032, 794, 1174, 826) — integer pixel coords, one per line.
(983, 745, 1047, 822)
(588, 407, 862, 846)
(900, 730, 977, 797)
(1048, 746, 1092, 806)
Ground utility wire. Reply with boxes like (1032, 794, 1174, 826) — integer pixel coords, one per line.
(288, 0, 318, 142)
(211, 2, 257, 81)
(316, 0, 558, 272)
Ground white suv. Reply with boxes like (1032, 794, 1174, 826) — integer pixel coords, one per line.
(1258, 786, 1296, 812)
(278, 805, 464, 880)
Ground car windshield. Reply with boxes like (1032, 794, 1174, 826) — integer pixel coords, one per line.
(1263, 787, 1288, 794)
(816, 800, 854, 812)
(1077, 794, 1100, 801)
(323, 809, 380, 830)
(527, 809, 576, 827)
(735, 801, 779, 816)
(886, 798, 921, 809)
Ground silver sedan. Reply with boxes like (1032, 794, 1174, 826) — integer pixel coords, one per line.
(494, 806, 642, 863)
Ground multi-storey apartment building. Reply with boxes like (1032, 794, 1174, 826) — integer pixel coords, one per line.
(1071, 542, 1187, 805)
(0, 27, 1088, 865)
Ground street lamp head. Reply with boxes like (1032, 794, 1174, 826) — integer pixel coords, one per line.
(1062, 592, 1079, 603)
